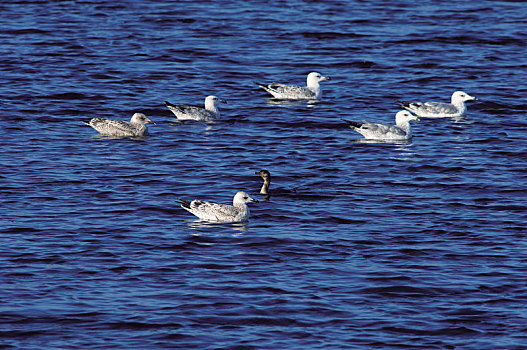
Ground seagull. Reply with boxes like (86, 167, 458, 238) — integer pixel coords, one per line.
(165, 95, 226, 122)
(178, 191, 258, 223)
(341, 111, 419, 141)
(83, 113, 155, 137)
(255, 72, 331, 100)
(255, 169, 271, 195)
(397, 91, 477, 118)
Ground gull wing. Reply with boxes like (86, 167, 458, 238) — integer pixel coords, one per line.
(257, 82, 315, 99)
(421, 101, 458, 115)
(186, 200, 239, 221)
(166, 102, 215, 121)
(88, 118, 137, 135)
(357, 122, 407, 139)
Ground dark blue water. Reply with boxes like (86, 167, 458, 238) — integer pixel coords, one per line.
(1, 1, 526, 349)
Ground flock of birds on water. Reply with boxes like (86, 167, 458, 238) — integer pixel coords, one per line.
(83, 72, 478, 223)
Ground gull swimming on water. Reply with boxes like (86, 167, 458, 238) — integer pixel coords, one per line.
(165, 95, 226, 122)
(178, 191, 258, 223)
(83, 113, 155, 137)
(255, 72, 331, 100)
(341, 111, 419, 141)
(397, 91, 477, 118)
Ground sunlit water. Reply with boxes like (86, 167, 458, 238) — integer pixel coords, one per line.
(1, 1, 526, 349)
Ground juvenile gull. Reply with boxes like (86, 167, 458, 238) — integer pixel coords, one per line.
(165, 95, 226, 122)
(255, 72, 331, 100)
(178, 191, 258, 223)
(341, 111, 419, 141)
(397, 91, 477, 118)
(83, 113, 155, 137)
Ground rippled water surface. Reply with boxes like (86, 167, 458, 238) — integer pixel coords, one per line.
(1, 1, 526, 349)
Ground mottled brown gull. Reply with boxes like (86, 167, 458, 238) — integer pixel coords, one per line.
(83, 113, 155, 137)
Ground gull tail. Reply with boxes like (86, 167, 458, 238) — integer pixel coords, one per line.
(176, 198, 191, 209)
(82, 120, 92, 126)
(165, 101, 183, 116)
(165, 100, 178, 109)
(255, 82, 270, 91)
(340, 118, 363, 129)
(396, 100, 413, 109)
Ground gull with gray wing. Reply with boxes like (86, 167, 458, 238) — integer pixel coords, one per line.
(341, 111, 419, 141)
(397, 91, 477, 118)
(165, 95, 226, 122)
(256, 72, 331, 100)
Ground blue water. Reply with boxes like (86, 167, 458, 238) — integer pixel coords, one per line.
(1, 1, 527, 349)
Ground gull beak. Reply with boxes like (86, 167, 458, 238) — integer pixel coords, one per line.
(220, 99, 227, 104)
(148, 119, 156, 125)
(323, 76, 331, 81)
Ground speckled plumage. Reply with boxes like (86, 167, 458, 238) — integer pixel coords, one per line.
(83, 113, 155, 137)
(179, 191, 258, 223)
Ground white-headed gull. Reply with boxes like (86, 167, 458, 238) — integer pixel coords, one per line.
(178, 191, 258, 223)
(256, 72, 331, 100)
(83, 113, 155, 137)
(397, 91, 477, 118)
(341, 111, 419, 141)
(165, 95, 226, 122)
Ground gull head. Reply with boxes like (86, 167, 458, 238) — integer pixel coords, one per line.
(452, 91, 477, 103)
(205, 95, 227, 107)
(395, 110, 420, 123)
(131, 113, 156, 125)
(233, 191, 258, 205)
(307, 72, 331, 86)
(255, 169, 271, 181)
